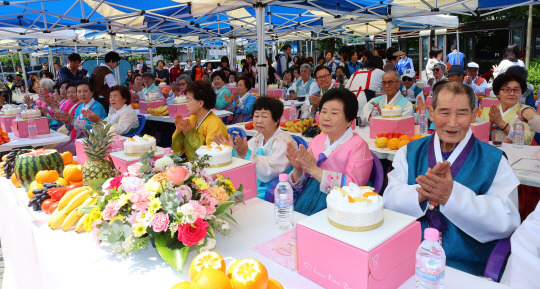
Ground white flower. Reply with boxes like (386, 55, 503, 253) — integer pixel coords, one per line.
(154, 156, 174, 170)
(179, 203, 197, 224)
(200, 238, 217, 252)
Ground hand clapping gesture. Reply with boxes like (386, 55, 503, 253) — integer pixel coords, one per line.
(415, 161, 453, 205)
(489, 104, 504, 127)
(417, 97, 426, 112)
(224, 93, 233, 105)
(55, 111, 73, 125)
(80, 110, 102, 124)
(231, 92, 239, 103)
(24, 95, 34, 107)
(213, 134, 249, 158)
(286, 142, 322, 182)
(174, 115, 193, 135)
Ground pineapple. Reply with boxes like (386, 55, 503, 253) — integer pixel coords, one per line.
(82, 122, 118, 185)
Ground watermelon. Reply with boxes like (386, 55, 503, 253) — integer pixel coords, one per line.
(14, 149, 64, 190)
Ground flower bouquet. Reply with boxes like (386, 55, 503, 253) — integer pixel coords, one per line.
(82, 151, 244, 272)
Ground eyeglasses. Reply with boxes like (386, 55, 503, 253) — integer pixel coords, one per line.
(433, 69, 441, 72)
(382, 80, 398, 86)
(501, 87, 522, 94)
(316, 74, 332, 80)
(402, 77, 413, 81)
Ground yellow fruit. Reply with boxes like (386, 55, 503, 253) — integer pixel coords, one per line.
(411, 134, 423, 141)
(387, 138, 400, 150)
(190, 268, 232, 289)
(374, 137, 388, 148)
(228, 259, 268, 289)
(27, 181, 44, 199)
(399, 135, 412, 141)
(398, 139, 410, 148)
(63, 164, 83, 183)
(11, 173, 21, 188)
(61, 151, 73, 165)
(35, 170, 59, 184)
(478, 108, 483, 117)
(267, 278, 284, 289)
(55, 177, 70, 187)
(189, 251, 226, 280)
(70, 160, 80, 165)
(171, 282, 191, 289)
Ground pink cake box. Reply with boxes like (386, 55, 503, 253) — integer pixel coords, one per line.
(229, 87, 238, 94)
(139, 98, 166, 114)
(75, 138, 125, 163)
(280, 107, 291, 122)
(250, 88, 259, 94)
(369, 116, 415, 139)
(471, 120, 490, 143)
(12, 117, 49, 138)
(421, 86, 432, 94)
(0, 115, 16, 132)
(481, 97, 500, 108)
(110, 148, 165, 173)
(168, 104, 190, 118)
(206, 158, 257, 201)
(297, 210, 421, 289)
(485, 88, 493, 95)
(157, 85, 170, 92)
(425, 96, 433, 107)
(267, 90, 283, 99)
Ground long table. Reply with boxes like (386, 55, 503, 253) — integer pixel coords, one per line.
(0, 178, 509, 289)
(136, 109, 233, 124)
(0, 130, 70, 152)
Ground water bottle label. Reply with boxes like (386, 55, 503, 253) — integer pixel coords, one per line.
(415, 266, 445, 282)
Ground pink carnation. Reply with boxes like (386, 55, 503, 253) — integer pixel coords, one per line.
(130, 190, 151, 211)
(102, 200, 122, 220)
(199, 193, 218, 215)
(187, 200, 207, 220)
(151, 213, 170, 232)
(127, 163, 142, 177)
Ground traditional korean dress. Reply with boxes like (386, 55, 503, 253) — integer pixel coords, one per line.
(289, 128, 373, 216)
(215, 86, 232, 110)
(480, 103, 535, 145)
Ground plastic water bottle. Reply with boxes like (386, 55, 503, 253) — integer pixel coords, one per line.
(370, 106, 380, 119)
(27, 115, 38, 139)
(415, 228, 446, 289)
(274, 174, 294, 230)
(513, 120, 525, 148)
(419, 110, 429, 135)
(289, 101, 297, 121)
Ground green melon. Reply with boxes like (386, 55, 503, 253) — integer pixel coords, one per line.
(14, 148, 64, 190)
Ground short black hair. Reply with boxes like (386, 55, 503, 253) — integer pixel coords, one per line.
(220, 56, 229, 66)
(506, 65, 529, 80)
(109, 84, 131, 104)
(211, 70, 226, 82)
(281, 44, 291, 51)
(237, 76, 252, 91)
(429, 46, 443, 58)
(317, 55, 325, 63)
(451, 44, 457, 51)
(184, 80, 216, 110)
(104, 51, 121, 63)
(319, 88, 358, 122)
(314, 66, 331, 77)
(283, 70, 292, 79)
(156, 60, 165, 66)
(492, 71, 527, 97)
(386, 47, 398, 61)
(252, 97, 284, 123)
(60, 80, 71, 87)
(42, 71, 54, 79)
(336, 66, 347, 75)
(68, 53, 82, 62)
(364, 56, 384, 70)
(77, 81, 94, 92)
(66, 81, 78, 91)
(53, 82, 61, 94)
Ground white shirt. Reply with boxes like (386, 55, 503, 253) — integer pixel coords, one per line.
(493, 59, 525, 79)
(464, 76, 488, 95)
(287, 78, 319, 97)
(104, 104, 139, 135)
(248, 128, 294, 183)
(384, 129, 520, 243)
(98, 63, 117, 99)
(359, 92, 414, 124)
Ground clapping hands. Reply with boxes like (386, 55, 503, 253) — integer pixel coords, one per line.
(174, 115, 193, 135)
(415, 161, 453, 205)
(213, 133, 249, 158)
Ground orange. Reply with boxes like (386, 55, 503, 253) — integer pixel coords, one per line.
(27, 181, 44, 199)
(374, 137, 388, 148)
(189, 251, 226, 280)
(477, 108, 483, 117)
(35, 170, 59, 184)
(399, 135, 411, 141)
(398, 139, 410, 148)
(267, 278, 284, 289)
(131, 103, 139, 109)
(387, 138, 400, 150)
(411, 134, 423, 141)
(61, 151, 73, 165)
(11, 174, 21, 188)
(70, 160, 80, 165)
(190, 268, 232, 289)
(228, 259, 268, 289)
(63, 164, 83, 183)
(55, 177, 70, 187)
(170, 282, 191, 289)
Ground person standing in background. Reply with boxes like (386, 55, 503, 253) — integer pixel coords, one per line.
(447, 44, 466, 67)
(169, 59, 183, 83)
(191, 57, 205, 81)
(397, 52, 414, 75)
(90, 51, 120, 112)
(154, 60, 170, 85)
(277, 44, 292, 78)
(58, 53, 86, 84)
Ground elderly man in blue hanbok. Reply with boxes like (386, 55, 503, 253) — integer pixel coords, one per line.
(384, 82, 520, 276)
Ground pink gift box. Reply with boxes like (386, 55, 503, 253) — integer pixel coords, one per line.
(0, 115, 16, 132)
(168, 104, 190, 118)
(369, 116, 415, 139)
(481, 97, 500, 109)
(425, 96, 433, 107)
(471, 120, 490, 143)
(12, 117, 50, 138)
(110, 151, 164, 173)
(297, 211, 421, 289)
(139, 99, 166, 114)
(211, 162, 257, 201)
(280, 107, 291, 122)
(267, 90, 283, 99)
(229, 87, 238, 94)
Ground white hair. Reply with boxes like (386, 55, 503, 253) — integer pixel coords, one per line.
(40, 78, 55, 91)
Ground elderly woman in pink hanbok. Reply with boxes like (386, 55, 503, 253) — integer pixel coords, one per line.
(286, 88, 373, 215)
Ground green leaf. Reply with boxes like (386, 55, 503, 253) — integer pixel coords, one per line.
(214, 201, 235, 216)
(154, 234, 190, 272)
(79, 205, 98, 214)
(87, 177, 107, 192)
(207, 225, 215, 239)
(223, 213, 238, 225)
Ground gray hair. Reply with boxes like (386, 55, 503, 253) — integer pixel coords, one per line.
(383, 70, 401, 82)
(176, 74, 192, 83)
(300, 63, 312, 72)
(433, 82, 475, 111)
(434, 63, 446, 71)
(40, 78, 55, 91)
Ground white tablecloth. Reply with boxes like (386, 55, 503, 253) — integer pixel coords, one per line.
(0, 178, 508, 289)
(0, 130, 70, 152)
(136, 109, 233, 124)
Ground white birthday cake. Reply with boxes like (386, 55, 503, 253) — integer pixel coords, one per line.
(381, 104, 402, 118)
(158, 82, 167, 87)
(2, 105, 23, 116)
(195, 142, 233, 168)
(173, 96, 187, 104)
(123, 135, 157, 155)
(21, 109, 41, 119)
(227, 83, 237, 88)
(326, 183, 384, 231)
(145, 91, 160, 102)
(268, 84, 279, 90)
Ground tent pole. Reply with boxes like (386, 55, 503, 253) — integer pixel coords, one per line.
(11, 53, 16, 72)
(48, 47, 53, 73)
(255, 3, 267, 96)
(18, 49, 28, 94)
(149, 46, 155, 74)
(74, 41, 78, 53)
(456, 30, 460, 54)
(110, 33, 121, 84)
(526, 5, 533, 68)
(386, 21, 392, 48)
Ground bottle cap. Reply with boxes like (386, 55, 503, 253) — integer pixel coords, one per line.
(279, 174, 288, 182)
(424, 228, 439, 241)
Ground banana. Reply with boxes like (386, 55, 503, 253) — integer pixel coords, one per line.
(49, 205, 68, 230)
(75, 213, 90, 233)
(62, 197, 97, 231)
(62, 190, 92, 214)
(58, 186, 90, 210)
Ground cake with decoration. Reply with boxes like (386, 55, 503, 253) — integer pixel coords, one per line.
(2, 105, 23, 116)
(144, 91, 160, 102)
(268, 84, 278, 90)
(21, 109, 41, 119)
(123, 135, 157, 155)
(381, 104, 402, 118)
(158, 82, 167, 87)
(195, 142, 233, 168)
(326, 183, 384, 231)
(173, 96, 188, 104)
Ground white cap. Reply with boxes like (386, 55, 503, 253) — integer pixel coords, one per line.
(401, 69, 415, 79)
(467, 62, 479, 69)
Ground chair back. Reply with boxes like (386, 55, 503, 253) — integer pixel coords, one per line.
(227, 127, 247, 140)
(123, 115, 146, 137)
(369, 152, 384, 193)
(291, 135, 308, 149)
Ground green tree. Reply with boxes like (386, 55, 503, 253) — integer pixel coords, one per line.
(460, 6, 540, 23)
(156, 47, 183, 62)
(316, 38, 345, 57)
(0, 53, 30, 68)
